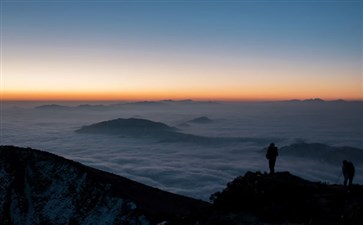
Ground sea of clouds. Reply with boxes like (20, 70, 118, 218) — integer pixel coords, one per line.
(1, 101, 362, 200)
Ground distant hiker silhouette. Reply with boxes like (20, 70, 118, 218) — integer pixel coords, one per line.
(342, 160, 355, 186)
(266, 143, 278, 174)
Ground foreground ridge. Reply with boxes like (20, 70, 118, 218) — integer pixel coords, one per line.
(1, 145, 363, 225)
(0, 146, 209, 225)
(210, 171, 363, 225)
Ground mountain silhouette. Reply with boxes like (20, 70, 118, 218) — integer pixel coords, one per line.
(0, 146, 209, 225)
(187, 116, 213, 124)
(75, 118, 275, 146)
(35, 104, 70, 110)
(280, 142, 363, 164)
(210, 171, 363, 225)
(2, 146, 363, 225)
(76, 118, 178, 137)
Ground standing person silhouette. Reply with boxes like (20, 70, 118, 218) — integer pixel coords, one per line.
(266, 143, 278, 174)
(342, 160, 355, 186)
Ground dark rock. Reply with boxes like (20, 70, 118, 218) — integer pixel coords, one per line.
(210, 171, 363, 225)
(0, 146, 210, 225)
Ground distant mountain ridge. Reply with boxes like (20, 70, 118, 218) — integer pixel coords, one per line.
(34, 100, 219, 110)
(33, 99, 363, 111)
(283, 98, 351, 103)
(280, 142, 363, 164)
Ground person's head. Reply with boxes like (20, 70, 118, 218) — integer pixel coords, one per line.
(270, 143, 275, 147)
(343, 160, 348, 165)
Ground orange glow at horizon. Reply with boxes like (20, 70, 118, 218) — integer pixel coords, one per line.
(2, 45, 362, 102)
(2, 88, 362, 102)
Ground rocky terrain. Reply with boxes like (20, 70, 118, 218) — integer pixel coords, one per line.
(210, 171, 363, 225)
(1, 145, 362, 225)
(0, 146, 209, 225)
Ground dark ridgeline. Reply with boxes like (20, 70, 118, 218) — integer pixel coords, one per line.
(0, 146, 209, 225)
(1, 146, 362, 225)
(210, 172, 363, 225)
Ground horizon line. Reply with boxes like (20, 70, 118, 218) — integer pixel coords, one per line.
(2, 98, 363, 103)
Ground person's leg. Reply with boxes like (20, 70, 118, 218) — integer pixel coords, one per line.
(269, 158, 276, 174)
(344, 176, 348, 186)
(349, 176, 353, 186)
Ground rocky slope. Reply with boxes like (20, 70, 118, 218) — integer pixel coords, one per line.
(0, 146, 209, 225)
(210, 171, 363, 225)
(2, 145, 362, 225)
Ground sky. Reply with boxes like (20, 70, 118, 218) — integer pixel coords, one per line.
(1, 0, 362, 101)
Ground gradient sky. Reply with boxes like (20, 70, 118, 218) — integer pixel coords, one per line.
(1, 0, 362, 101)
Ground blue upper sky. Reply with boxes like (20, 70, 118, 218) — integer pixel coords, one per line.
(2, 0, 362, 100)
(4, 1, 361, 55)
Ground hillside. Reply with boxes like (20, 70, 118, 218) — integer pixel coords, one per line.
(0, 146, 209, 225)
(210, 171, 363, 225)
(1, 146, 363, 225)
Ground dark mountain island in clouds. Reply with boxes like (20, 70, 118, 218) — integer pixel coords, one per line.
(1, 146, 363, 225)
(76, 118, 178, 137)
(75, 118, 276, 145)
(280, 142, 363, 164)
(187, 116, 213, 124)
(178, 116, 213, 128)
(75, 118, 219, 144)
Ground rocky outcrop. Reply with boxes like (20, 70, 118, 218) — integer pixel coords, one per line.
(210, 171, 363, 225)
(0, 146, 209, 225)
(3, 145, 362, 225)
